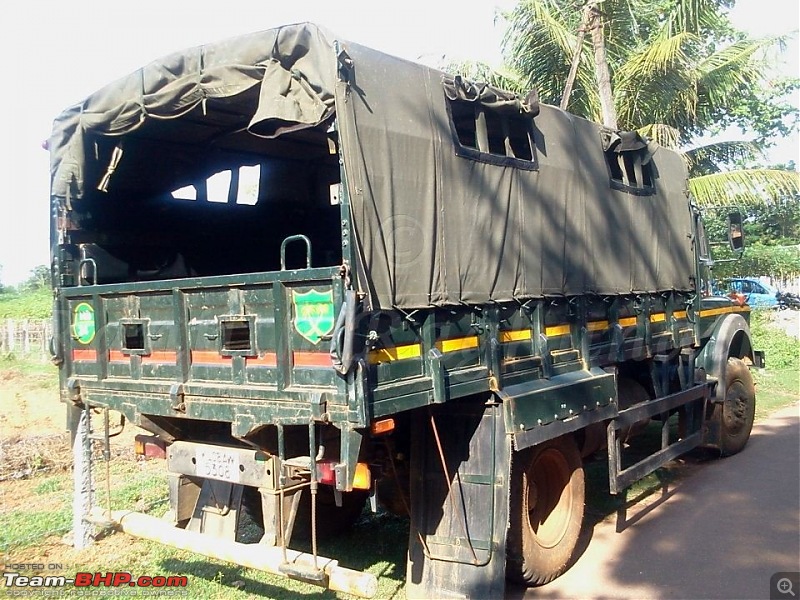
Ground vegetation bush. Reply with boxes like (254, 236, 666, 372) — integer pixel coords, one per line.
(0, 287, 52, 319)
(750, 310, 799, 372)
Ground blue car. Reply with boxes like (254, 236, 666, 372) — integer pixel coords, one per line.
(724, 278, 779, 308)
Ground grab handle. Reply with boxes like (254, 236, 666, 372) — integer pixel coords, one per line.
(78, 258, 98, 286)
(280, 235, 312, 270)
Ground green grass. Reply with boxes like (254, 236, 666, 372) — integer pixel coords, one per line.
(750, 310, 798, 372)
(0, 507, 72, 552)
(0, 352, 59, 381)
(750, 309, 799, 418)
(0, 445, 406, 598)
(0, 455, 171, 550)
(33, 476, 64, 495)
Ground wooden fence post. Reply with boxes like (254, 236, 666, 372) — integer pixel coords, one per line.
(1, 319, 52, 359)
(5, 320, 14, 353)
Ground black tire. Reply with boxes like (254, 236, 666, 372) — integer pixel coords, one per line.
(617, 378, 651, 442)
(237, 485, 368, 542)
(715, 357, 756, 456)
(237, 486, 266, 543)
(507, 435, 584, 586)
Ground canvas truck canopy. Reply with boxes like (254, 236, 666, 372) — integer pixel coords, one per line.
(49, 23, 338, 201)
(49, 22, 695, 311)
(334, 42, 695, 308)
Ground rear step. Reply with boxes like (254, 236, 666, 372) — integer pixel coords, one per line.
(607, 383, 709, 495)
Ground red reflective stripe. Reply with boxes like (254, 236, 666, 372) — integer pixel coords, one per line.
(191, 351, 231, 365)
(191, 351, 279, 366)
(247, 353, 277, 367)
(142, 351, 177, 364)
(72, 349, 97, 361)
(293, 352, 332, 368)
(108, 350, 127, 363)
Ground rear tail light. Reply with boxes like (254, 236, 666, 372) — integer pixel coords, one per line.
(315, 459, 371, 490)
(317, 460, 337, 486)
(352, 462, 371, 490)
(134, 434, 167, 459)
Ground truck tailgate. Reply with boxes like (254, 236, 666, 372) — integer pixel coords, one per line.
(58, 268, 350, 426)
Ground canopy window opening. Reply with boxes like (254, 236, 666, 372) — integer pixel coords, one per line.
(601, 129, 655, 196)
(450, 100, 535, 159)
(68, 117, 342, 286)
(442, 75, 539, 170)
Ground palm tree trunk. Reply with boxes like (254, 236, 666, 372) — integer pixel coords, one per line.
(588, 2, 618, 129)
(560, 5, 591, 111)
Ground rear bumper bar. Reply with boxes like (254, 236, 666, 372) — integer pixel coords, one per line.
(102, 510, 378, 598)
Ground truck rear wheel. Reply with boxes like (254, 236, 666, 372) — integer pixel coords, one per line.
(506, 435, 584, 586)
(238, 486, 368, 543)
(292, 486, 369, 540)
(716, 357, 756, 456)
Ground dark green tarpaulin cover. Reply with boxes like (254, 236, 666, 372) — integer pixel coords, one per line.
(50, 22, 695, 310)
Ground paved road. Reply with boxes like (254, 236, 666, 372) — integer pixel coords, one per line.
(510, 403, 800, 600)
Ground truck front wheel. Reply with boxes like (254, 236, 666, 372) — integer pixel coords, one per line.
(715, 357, 756, 456)
(506, 435, 584, 586)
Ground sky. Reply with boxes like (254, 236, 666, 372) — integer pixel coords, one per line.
(0, 0, 797, 286)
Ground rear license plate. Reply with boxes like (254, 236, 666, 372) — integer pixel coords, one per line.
(195, 447, 240, 483)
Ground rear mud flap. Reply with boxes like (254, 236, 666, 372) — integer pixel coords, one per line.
(406, 400, 511, 599)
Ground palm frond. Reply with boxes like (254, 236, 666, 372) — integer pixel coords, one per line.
(617, 30, 695, 79)
(441, 59, 529, 95)
(696, 37, 777, 120)
(615, 31, 699, 130)
(637, 123, 682, 148)
(684, 140, 765, 176)
(502, 0, 594, 107)
(689, 169, 800, 207)
(665, 0, 731, 36)
(500, 0, 795, 203)
(503, 0, 577, 68)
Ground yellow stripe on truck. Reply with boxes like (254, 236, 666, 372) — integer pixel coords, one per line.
(500, 330, 532, 343)
(587, 320, 609, 332)
(699, 305, 750, 318)
(545, 324, 571, 337)
(367, 343, 422, 364)
(436, 336, 480, 353)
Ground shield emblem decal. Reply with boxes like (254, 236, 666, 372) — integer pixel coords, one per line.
(292, 289, 335, 345)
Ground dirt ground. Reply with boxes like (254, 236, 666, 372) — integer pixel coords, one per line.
(1, 364, 164, 575)
(0, 363, 141, 483)
(773, 308, 800, 338)
(0, 367, 63, 435)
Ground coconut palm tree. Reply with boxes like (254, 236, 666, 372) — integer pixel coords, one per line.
(490, 0, 799, 206)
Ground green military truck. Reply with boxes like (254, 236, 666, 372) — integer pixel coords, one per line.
(49, 23, 760, 599)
